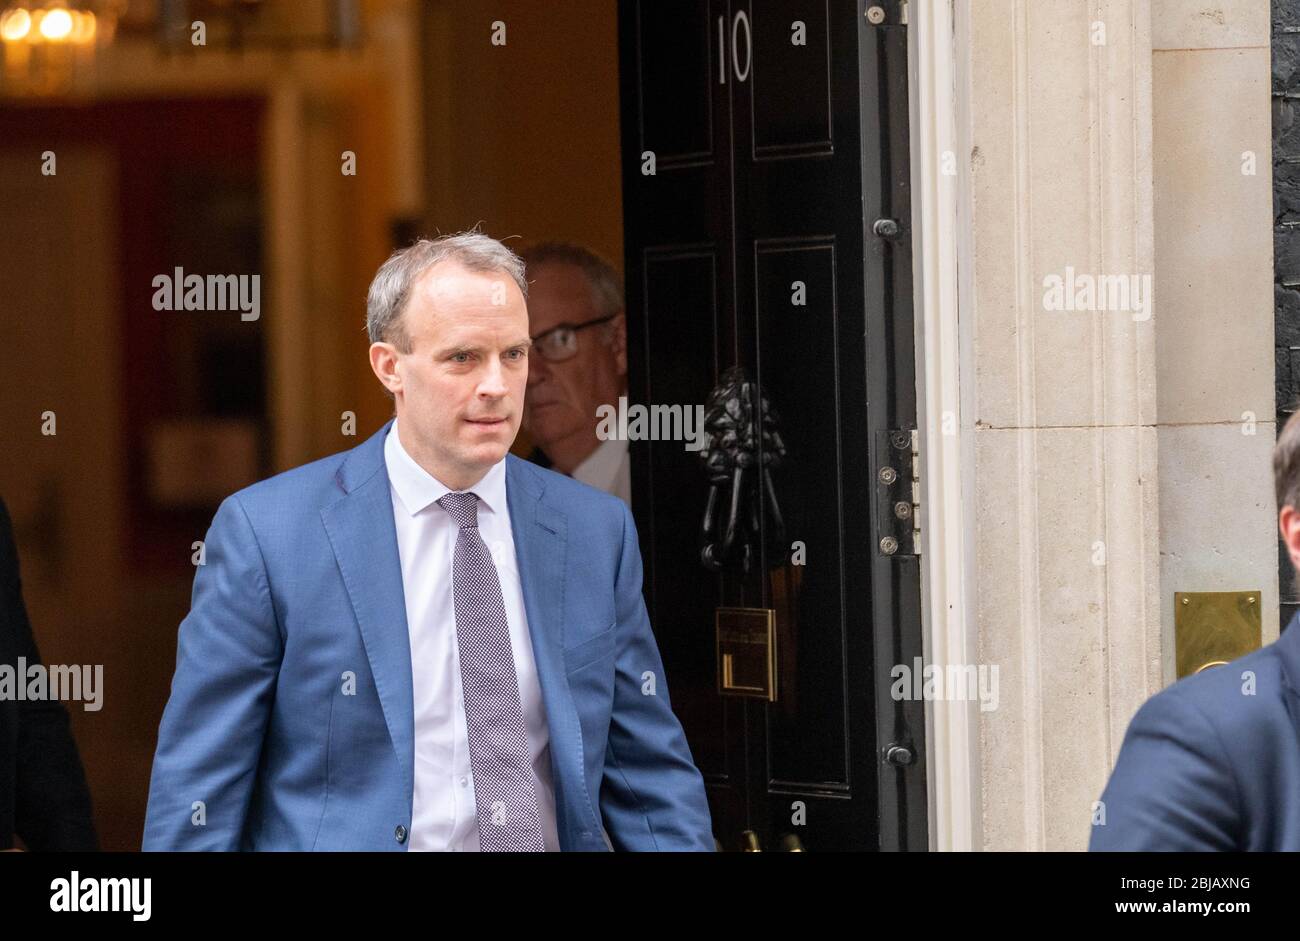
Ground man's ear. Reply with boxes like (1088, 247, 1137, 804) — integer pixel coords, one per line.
(369, 342, 403, 396)
(1281, 505, 1300, 572)
(612, 311, 627, 378)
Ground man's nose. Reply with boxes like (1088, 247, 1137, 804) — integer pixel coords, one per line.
(478, 358, 510, 397)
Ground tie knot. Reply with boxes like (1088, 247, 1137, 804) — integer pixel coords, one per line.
(437, 490, 480, 529)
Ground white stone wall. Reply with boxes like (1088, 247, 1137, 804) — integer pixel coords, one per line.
(1151, 5, 1277, 669)
(956, 0, 1275, 850)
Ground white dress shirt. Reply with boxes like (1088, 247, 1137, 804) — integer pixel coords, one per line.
(572, 436, 631, 506)
(384, 420, 560, 852)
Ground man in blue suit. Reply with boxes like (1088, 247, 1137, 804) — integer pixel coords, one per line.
(143, 231, 714, 851)
(1089, 409, 1300, 851)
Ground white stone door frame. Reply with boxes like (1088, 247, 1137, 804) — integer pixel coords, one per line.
(907, 0, 980, 852)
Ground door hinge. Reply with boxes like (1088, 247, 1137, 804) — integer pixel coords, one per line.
(875, 429, 920, 558)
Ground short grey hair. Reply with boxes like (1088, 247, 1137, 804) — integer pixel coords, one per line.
(366, 230, 529, 353)
(518, 241, 624, 320)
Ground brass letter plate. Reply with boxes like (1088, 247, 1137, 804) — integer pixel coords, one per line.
(1174, 591, 1262, 679)
(716, 607, 777, 701)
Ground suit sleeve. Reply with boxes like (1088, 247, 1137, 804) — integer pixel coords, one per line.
(599, 501, 715, 851)
(1, 501, 99, 852)
(142, 495, 283, 851)
(1088, 688, 1240, 851)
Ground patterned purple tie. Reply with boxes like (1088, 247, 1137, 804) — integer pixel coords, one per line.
(437, 490, 546, 852)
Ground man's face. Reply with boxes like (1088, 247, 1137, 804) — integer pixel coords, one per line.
(369, 260, 530, 488)
(522, 261, 626, 455)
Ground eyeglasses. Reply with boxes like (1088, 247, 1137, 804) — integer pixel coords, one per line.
(530, 313, 619, 363)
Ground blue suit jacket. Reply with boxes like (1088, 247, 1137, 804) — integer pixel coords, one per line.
(1089, 610, 1300, 850)
(143, 420, 714, 851)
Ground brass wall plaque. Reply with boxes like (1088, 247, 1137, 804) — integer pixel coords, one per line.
(1174, 591, 1262, 679)
(716, 607, 777, 701)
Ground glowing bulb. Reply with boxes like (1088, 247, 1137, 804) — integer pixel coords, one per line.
(69, 9, 94, 43)
(0, 8, 32, 42)
(39, 7, 72, 41)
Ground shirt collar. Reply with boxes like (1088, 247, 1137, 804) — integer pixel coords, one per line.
(384, 419, 508, 518)
(572, 436, 627, 489)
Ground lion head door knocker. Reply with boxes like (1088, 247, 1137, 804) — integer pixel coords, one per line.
(697, 365, 789, 573)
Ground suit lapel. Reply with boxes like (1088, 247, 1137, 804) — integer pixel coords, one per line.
(506, 456, 598, 841)
(320, 420, 415, 797)
(317, 435, 594, 841)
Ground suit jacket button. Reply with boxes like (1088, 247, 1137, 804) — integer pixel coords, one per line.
(395, 825, 408, 844)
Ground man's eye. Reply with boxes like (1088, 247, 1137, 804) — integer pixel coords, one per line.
(451, 353, 471, 363)
(507, 348, 526, 360)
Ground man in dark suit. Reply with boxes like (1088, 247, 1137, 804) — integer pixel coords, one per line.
(0, 497, 98, 851)
(1089, 409, 1300, 850)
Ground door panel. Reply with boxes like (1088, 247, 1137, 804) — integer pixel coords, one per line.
(753, 241, 849, 791)
(634, 0, 717, 165)
(750, 1, 833, 157)
(641, 250, 726, 776)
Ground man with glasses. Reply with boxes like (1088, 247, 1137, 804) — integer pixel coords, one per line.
(519, 243, 630, 506)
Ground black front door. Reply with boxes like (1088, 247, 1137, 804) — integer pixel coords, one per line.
(617, 0, 925, 851)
